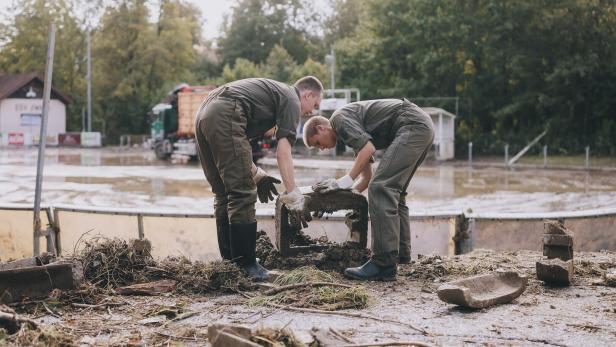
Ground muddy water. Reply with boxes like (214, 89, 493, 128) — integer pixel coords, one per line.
(1, 147, 615, 213)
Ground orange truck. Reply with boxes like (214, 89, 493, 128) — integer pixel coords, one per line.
(149, 84, 273, 162)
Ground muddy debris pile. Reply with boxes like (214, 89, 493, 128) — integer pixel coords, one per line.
(249, 266, 369, 311)
(77, 237, 251, 294)
(256, 230, 370, 272)
(0, 304, 75, 347)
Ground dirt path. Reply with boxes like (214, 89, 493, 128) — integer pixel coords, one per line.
(5, 250, 616, 346)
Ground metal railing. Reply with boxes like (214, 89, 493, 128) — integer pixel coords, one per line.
(2, 203, 615, 259)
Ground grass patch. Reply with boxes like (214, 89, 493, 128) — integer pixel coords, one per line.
(250, 266, 369, 311)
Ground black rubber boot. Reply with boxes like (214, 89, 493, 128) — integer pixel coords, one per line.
(229, 222, 269, 281)
(399, 256, 411, 264)
(216, 214, 232, 260)
(344, 259, 397, 281)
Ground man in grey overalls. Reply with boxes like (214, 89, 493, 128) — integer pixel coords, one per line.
(303, 99, 434, 281)
(195, 77, 323, 281)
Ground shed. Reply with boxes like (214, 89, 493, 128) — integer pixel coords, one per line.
(0, 73, 70, 146)
(422, 107, 456, 160)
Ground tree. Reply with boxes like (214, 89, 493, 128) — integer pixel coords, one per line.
(221, 58, 263, 82)
(218, 0, 322, 65)
(334, 0, 616, 154)
(262, 44, 297, 82)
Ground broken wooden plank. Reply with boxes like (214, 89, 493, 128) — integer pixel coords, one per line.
(116, 279, 177, 296)
(0, 263, 74, 303)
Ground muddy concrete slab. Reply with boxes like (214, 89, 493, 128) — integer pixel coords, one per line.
(437, 272, 527, 309)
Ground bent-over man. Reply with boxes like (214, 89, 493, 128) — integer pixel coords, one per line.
(303, 98, 434, 281)
(195, 77, 323, 281)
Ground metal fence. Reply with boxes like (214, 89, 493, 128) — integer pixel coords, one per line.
(1, 204, 615, 261)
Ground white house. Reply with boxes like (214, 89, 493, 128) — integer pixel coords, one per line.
(423, 107, 456, 160)
(0, 73, 70, 146)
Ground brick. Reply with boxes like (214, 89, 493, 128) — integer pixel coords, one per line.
(536, 258, 573, 286)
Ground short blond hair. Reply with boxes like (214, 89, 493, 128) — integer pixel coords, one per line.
(302, 115, 330, 147)
(294, 76, 324, 94)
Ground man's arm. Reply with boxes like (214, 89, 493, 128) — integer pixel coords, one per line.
(353, 162, 372, 192)
(276, 137, 296, 192)
(348, 141, 376, 180)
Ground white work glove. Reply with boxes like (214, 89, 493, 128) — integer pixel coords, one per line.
(253, 167, 281, 203)
(279, 187, 312, 228)
(312, 174, 354, 194)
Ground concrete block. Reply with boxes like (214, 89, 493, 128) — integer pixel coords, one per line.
(536, 258, 573, 286)
(543, 234, 573, 247)
(437, 271, 527, 309)
(543, 245, 573, 261)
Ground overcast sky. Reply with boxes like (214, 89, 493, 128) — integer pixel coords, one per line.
(0, 0, 234, 40)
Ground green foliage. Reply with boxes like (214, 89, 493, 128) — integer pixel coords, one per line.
(334, 0, 616, 155)
(221, 58, 263, 83)
(218, 0, 322, 65)
(262, 44, 297, 82)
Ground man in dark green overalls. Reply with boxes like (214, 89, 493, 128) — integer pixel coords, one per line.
(195, 77, 323, 281)
(303, 99, 434, 281)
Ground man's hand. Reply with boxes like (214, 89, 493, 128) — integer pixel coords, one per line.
(254, 167, 281, 203)
(312, 175, 354, 194)
(279, 188, 312, 228)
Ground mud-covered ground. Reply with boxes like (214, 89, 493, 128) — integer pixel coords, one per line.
(5, 249, 616, 346)
(2, 147, 616, 213)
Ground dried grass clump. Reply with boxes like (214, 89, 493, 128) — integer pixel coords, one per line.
(5, 325, 75, 347)
(154, 257, 250, 294)
(80, 237, 154, 290)
(251, 266, 369, 311)
(274, 266, 335, 286)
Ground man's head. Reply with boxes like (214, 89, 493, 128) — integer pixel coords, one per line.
(294, 76, 323, 116)
(302, 115, 337, 150)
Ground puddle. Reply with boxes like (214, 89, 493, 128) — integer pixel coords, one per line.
(1, 147, 615, 213)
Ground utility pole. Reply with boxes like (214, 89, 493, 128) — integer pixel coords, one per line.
(87, 28, 92, 132)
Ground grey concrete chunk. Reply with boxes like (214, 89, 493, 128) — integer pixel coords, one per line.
(543, 234, 573, 247)
(437, 271, 527, 309)
(536, 259, 573, 286)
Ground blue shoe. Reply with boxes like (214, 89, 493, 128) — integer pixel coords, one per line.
(344, 259, 397, 281)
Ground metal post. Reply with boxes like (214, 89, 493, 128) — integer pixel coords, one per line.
(330, 46, 335, 94)
(543, 145, 548, 168)
(87, 29, 92, 132)
(33, 23, 56, 256)
(468, 142, 473, 166)
(504, 144, 509, 166)
(585, 146, 590, 169)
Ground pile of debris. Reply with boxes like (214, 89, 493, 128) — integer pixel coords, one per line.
(256, 230, 370, 272)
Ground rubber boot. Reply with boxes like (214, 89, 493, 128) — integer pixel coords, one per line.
(216, 214, 232, 260)
(344, 259, 397, 281)
(399, 256, 411, 264)
(229, 222, 269, 281)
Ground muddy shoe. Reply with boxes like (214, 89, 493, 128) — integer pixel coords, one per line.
(344, 259, 397, 281)
(242, 261, 269, 282)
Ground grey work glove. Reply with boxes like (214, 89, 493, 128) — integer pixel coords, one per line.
(254, 167, 281, 203)
(279, 188, 312, 228)
(312, 174, 354, 194)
